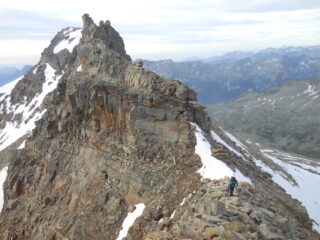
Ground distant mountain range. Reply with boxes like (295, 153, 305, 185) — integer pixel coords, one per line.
(185, 45, 320, 65)
(207, 77, 320, 159)
(0, 65, 32, 87)
(143, 46, 320, 104)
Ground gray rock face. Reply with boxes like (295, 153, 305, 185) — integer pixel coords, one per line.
(0, 14, 318, 240)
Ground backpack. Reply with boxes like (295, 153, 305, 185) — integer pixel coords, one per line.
(228, 178, 238, 189)
(229, 181, 237, 189)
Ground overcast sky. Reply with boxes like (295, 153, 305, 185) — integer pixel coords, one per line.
(0, 0, 319, 65)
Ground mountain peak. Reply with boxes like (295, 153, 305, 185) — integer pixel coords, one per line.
(81, 13, 131, 61)
(82, 13, 94, 27)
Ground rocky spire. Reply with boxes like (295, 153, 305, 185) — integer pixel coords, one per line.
(81, 13, 131, 61)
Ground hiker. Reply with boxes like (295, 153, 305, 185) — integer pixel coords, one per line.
(227, 176, 238, 196)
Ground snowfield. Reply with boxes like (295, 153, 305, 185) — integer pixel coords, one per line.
(191, 123, 251, 183)
(261, 150, 320, 232)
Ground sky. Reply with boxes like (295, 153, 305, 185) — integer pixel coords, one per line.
(0, 0, 319, 65)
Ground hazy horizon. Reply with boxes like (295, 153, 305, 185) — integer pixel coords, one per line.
(1, 43, 320, 68)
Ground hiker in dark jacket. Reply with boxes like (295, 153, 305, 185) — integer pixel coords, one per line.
(228, 176, 238, 196)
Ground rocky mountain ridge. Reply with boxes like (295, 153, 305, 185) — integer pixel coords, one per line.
(0, 14, 319, 239)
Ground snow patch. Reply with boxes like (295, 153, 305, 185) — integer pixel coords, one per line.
(180, 194, 192, 206)
(303, 84, 316, 96)
(299, 61, 310, 68)
(211, 129, 246, 161)
(17, 140, 25, 149)
(261, 150, 320, 232)
(33, 65, 39, 74)
(252, 157, 274, 175)
(234, 169, 252, 184)
(53, 28, 82, 54)
(223, 130, 248, 151)
(0, 166, 8, 212)
(191, 123, 251, 183)
(170, 210, 176, 219)
(116, 203, 145, 240)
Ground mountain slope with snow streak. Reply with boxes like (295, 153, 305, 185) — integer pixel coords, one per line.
(0, 27, 82, 157)
(0, 64, 63, 152)
(191, 122, 251, 183)
(206, 128, 320, 231)
(207, 77, 320, 159)
(261, 149, 320, 232)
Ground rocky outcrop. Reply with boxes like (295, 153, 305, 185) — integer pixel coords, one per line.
(0, 14, 205, 240)
(0, 14, 318, 240)
(146, 178, 317, 240)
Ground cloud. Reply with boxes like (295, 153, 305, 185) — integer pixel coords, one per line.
(0, 0, 319, 63)
(0, 9, 79, 40)
(200, 0, 320, 13)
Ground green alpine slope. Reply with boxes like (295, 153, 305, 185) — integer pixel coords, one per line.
(207, 78, 320, 159)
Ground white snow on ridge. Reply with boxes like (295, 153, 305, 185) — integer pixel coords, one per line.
(252, 157, 274, 175)
(304, 85, 314, 94)
(116, 203, 145, 240)
(263, 149, 320, 173)
(17, 140, 25, 150)
(0, 64, 62, 152)
(191, 123, 251, 183)
(180, 194, 192, 206)
(223, 130, 248, 151)
(33, 65, 39, 74)
(0, 166, 8, 212)
(261, 150, 320, 232)
(53, 28, 82, 54)
(210, 129, 247, 161)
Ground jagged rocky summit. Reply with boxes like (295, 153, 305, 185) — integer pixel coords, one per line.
(0, 14, 319, 239)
